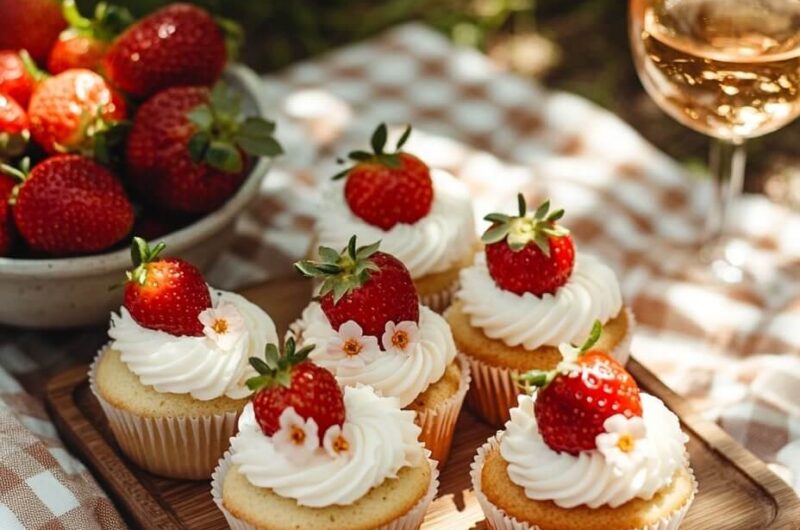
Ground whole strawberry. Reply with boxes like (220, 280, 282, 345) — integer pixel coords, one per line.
(126, 83, 281, 214)
(0, 51, 36, 108)
(248, 337, 345, 443)
(0, 94, 30, 159)
(3, 155, 134, 256)
(519, 322, 642, 455)
(0, 173, 16, 255)
(482, 194, 575, 296)
(295, 237, 419, 339)
(122, 237, 212, 336)
(333, 124, 433, 230)
(103, 3, 228, 98)
(0, 0, 66, 63)
(48, 1, 134, 75)
(28, 68, 127, 155)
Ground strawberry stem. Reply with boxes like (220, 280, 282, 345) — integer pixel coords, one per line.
(481, 194, 570, 256)
(330, 123, 411, 180)
(126, 236, 166, 286)
(295, 236, 381, 303)
(577, 320, 603, 355)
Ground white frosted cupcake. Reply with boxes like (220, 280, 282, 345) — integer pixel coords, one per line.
(472, 335, 696, 530)
(90, 238, 278, 479)
(313, 123, 476, 312)
(212, 341, 438, 530)
(446, 195, 633, 425)
(294, 237, 470, 466)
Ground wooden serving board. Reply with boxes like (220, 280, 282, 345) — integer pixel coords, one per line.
(45, 278, 800, 530)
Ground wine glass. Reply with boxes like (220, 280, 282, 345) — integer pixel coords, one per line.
(629, 0, 800, 283)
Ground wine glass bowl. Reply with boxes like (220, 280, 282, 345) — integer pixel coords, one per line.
(629, 0, 800, 283)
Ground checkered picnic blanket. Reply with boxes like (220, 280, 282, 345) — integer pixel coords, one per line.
(1, 23, 799, 529)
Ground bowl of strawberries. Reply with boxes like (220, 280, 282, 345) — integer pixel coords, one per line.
(0, 2, 282, 329)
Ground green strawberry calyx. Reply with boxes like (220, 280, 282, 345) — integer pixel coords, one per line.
(481, 194, 570, 257)
(0, 157, 30, 206)
(516, 320, 603, 391)
(331, 122, 412, 181)
(186, 82, 283, 174)
(246, 337, 314, 391)
(125, 236, 166, 286)
(294, 235, 381, 303)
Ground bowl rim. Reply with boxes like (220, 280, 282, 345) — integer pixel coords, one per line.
(0, 64, 271, 278)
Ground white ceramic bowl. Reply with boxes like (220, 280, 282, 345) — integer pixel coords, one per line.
(0, 64, 272, 329)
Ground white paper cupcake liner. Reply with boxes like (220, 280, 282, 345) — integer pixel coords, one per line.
(471, 436, 697, 530)
(211, 450, 440, 530)
(418, 279, 459, 314)
(415, 354, 471, 467)
(465, 306, 636, 427)
(89, 349, 240, 480)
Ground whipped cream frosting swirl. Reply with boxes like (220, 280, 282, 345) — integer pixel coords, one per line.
(316, 169, 476, 278)
(458, 253, 622, 349)
(108, 290, 278, 401)
(230, 385, 423, 507)
(500, 393, 688, 509)
(296, 303, 456, 407)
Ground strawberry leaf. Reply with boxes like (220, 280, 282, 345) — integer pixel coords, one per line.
(318, 246, 340, 263)
(187, 105, 214, 131)
(205, 141, 243, 173)
(518, 193, 527, 217)
(481, 224, 510, 244)
(377, 153, 401, 168)
(188, 132, 211, 164)
(348, 150, 373, 162)
(355, 240, 380, 260)
(534, 199, 550, 219)
(371, 123, 388, 155)
(331, 168, 350, 181)
(396, 124, 412, 150)
(484, 213, 511, 223)
(236, 134, 283, 157)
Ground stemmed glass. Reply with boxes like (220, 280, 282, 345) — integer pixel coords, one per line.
(629, 0, 800, 283)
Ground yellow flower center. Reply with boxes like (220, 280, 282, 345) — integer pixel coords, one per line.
(617, 433, 635, 453)
(342, 338, 363, 357)
(290, 426, 306, 445)
(392, 330, 409, 350)
(212, 319, 229, 334)
(332, 435, 349, 454)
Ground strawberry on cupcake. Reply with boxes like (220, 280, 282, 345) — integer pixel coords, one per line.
(472, 324, 696, 530)
(212, 338, 438, 530)
(90, 237, 279, 480)
(313, 123, 476, 312)
(447, 194, 634, 426)
(292, 236, 470, 466)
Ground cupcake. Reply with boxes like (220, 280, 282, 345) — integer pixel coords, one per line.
(292, 237, 470, 466)
(212, 338, 438, 530)
(90, 238, 278, 479)
(446, 194, 633, 426)
(313, 123, 476, 312)
(472, 329, 696, 530)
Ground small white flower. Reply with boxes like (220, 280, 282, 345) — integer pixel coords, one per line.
(381, 321, 420, 355)
(322, 424, 352, 459)
(272, 407, 319, 462)
(199, 302, 246, 350)
(327, 321, 380, 369)
(596, 414, 649, 475)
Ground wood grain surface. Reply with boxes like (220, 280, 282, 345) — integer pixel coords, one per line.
(45, 277, 800, 530)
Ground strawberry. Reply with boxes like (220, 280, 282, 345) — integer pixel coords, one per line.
(247, 337, 345, 443)
(1, 155, 134, 256)
(0, 94, 30, 159)
(332, 124, 433, 230)
(126, 83, 281, 214)
(122, 237, 212, 336)
(47, 1, 134, 75)
(295, 237, 419, 339)
(0, 173, 16, 255)
(103, 3, 229, 98)
(518, 322, 642, 455)
(28, 68, 127, 155)
(482, 194, 575, 296)
(0, 51, 36, 108)
(0, 0, 66, 63)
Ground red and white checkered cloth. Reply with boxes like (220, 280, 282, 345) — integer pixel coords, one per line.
(0, 23, 798, 528)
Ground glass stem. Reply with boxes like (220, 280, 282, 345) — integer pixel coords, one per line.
(704, 138, 746, 248)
